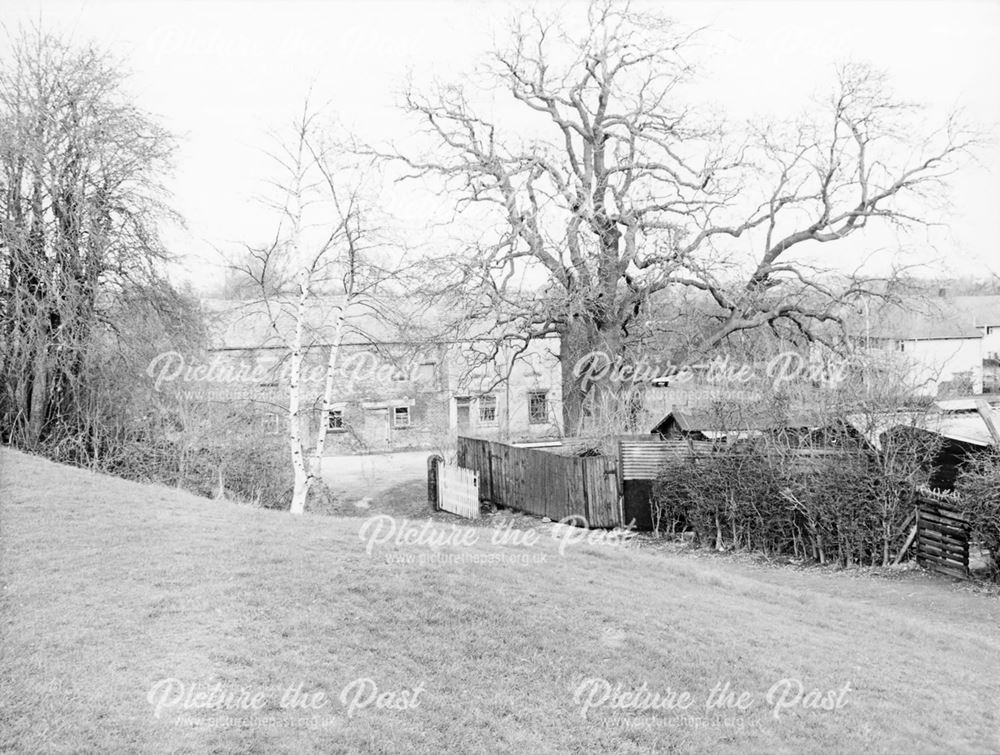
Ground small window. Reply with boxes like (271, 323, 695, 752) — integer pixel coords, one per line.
(479, 395, 497, 425)
(528, 391, 548, 425)
(393, 406, 411, 428)
(328, 410, 345, 431)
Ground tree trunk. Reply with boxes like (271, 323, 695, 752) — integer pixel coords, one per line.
(310, 302, 348, 479)
(559, 315, 628, 435)
(288, 282, 312, 515)
(26, 349, 49, 448)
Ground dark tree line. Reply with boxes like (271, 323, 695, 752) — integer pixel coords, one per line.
(0, 26, 197, 455)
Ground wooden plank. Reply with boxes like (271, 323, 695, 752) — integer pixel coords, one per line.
(914, 494, 971, 579)
(455, 437, 623, 527)
(917, 542, 967, 562)
(918, 505, 968, 524)
(916, 527, 967, 546)
(916, 515, 969, 537)
(918, 517, 969, 536)
(892, 524, 918, 565)
(917, 551, 969, 573)
(917, 542, 968, 564)
(916, 544, 967, 564)
(438, 463, 480, 519)
(917, 530, 968, 548)
(975, 399, 1000, 445)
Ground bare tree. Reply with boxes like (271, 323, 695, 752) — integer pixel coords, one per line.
(0, 25, 181, 448)
(390, 0, 975, 431)
(230, 101, 396, 514)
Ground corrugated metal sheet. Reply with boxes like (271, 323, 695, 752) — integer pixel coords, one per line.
(619, 440, 861, 480)
(619, 439, 700, 480)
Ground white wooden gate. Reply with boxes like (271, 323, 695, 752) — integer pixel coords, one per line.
(438, 464, 480, 519)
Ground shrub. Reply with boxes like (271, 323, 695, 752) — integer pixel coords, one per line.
(955, 451, 1000, 578)
(651, 433, 928, 567)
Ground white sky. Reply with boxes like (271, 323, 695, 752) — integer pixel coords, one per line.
(6, 0, 1000, 287)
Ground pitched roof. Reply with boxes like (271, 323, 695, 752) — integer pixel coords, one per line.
(201, 296, 421, 351)
(653, 407, 828, 434)
(950, 295, 1000, 328)
(201, 296, 561, 351)
(845, 406, 1000, 449)
(859, 299, 983, 341)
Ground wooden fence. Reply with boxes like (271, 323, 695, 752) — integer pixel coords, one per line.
(437, 464, 480, 520)
(915, 491, 970, 579)
(456, 436, 621, 528)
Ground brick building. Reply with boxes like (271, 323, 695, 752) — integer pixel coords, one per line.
(200, 298, 563, 453)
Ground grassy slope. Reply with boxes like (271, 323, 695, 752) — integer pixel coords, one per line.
(1, 448, 999, 754)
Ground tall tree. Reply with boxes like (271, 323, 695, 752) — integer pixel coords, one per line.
(393, 1, 974, 432)
(230, 101, 395, 514)
(0, 26, 178, 446)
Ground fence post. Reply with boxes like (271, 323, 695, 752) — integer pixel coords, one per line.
(487, 445, 494, 505)
(427, 454, 444, 510)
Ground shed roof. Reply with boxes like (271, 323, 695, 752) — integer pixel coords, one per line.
(845, 408, 1000, 449)
(652, 407, 828, 435)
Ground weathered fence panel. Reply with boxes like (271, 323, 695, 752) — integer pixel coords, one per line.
(456, 437, 621, 528)
(915, 493, 970, 579)
(438, 464, 480, 520)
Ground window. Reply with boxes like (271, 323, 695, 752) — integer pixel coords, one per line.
(328, 410, 345, 431)
(479, 395, 497, 425)
(393, 406, 411, 428)
(528, 391, 548, 424)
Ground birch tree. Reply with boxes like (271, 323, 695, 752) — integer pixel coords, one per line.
(392, 0, 976, 432)
(231, 102, 389, 514)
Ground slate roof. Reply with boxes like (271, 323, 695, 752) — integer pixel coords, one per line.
(860, 299, 984, 341)
(950, 295, 1000, 328)
(652, 407, 827, 434)
(202, 296, 433, 350)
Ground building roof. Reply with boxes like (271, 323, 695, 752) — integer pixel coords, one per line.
(860, 299, 983, 341)
(852, 294, 1000, 342)
(202, 296, 561, 352)
(654, 404, 1000, 448)
(845, 407, 1000, 449)
(652, 407, 828, 435)
(950, 295, 1000, 328)
(201, 296, 434, 351)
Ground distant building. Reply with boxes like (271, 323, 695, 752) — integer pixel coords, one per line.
(951, 295, 1000, 392)
(854, 297, 987, 396)
(192, 298, 563, 453)
(650, 406, 862, 447)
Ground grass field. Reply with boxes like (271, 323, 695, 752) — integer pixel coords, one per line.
(2, 447, 999, 754)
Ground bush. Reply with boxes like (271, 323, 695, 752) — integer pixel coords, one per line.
(955, 451, 1000, 578)
(651, 435, 926, 567)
